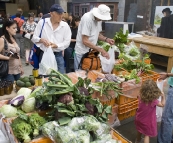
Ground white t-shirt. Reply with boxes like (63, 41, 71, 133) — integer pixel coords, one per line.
(75, 11, 102, 55)
(32, 18, 71, 52)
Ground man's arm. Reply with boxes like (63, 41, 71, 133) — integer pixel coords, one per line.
(98, 33, 115, 45)
(82, 35, 109, 59)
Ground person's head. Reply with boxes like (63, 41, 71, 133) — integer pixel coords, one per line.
(28, 13, 35, 22)
(39, 12, 43, 17)
(15, 12, 21, 18)
(2, 19, 17, 43)
(140, 79, 161, 103)
(162, 8, 172, 17)
(71, 16, 80, 28)
(0, 14, 2, 17)
(68, 13, 73, 21)
(50, 4, 64, 23)
(17, 8, 23, 15)
(92, 4, 111, 21)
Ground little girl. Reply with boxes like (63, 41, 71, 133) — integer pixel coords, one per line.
(135, 79, 165, 143)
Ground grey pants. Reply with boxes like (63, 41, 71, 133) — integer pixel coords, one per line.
(15, 33, 24, 58)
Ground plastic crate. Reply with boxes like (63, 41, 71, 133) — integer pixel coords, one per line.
(117, 99, 138, 121)
(111, 128, 132, 143)
(118, 99, 138, 114)
(141, 70, 160, 83)
(118, 108, 137, 121)
(115, 95, 137, 105)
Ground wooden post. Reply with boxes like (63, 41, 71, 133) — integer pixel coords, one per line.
(161, 0, 163, 6)
(168, 0, 170, 6)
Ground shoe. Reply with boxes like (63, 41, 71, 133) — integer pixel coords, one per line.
(25, 62, 29, 66)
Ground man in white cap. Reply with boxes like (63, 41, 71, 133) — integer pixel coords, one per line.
(74, 4, 115, 70)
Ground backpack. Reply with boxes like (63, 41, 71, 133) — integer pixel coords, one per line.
(29, 19, 45, 69)
(16, 19, 21, 33)
(79, 50, 101, 70)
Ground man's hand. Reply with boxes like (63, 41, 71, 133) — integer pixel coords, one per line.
(50, 42, 57, 48)
(159, 72, 168, 80)
(100, 48, 110, 59)
(40, 38, 51, 47)
(106, 38, 115, 45)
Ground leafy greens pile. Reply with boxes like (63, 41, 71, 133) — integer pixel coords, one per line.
(34, 69, 113, 123)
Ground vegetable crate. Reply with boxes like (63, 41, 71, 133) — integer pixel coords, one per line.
(141, 70, 160, 83)
(115, 95, 137, 105)
(111, 128, 132, 143)
(118, 99, 138, 121)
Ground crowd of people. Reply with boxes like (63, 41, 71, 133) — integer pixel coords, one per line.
(1, 3, 173, 143)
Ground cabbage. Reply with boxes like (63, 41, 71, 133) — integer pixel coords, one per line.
(17, 88, 32, 99)
(21, 97, 36, 113)
(0, 104, 18, 118)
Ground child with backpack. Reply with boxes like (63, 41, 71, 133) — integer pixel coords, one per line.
(135, 79, 165, 143)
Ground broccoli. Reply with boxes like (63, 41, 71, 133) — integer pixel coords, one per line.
(11, 117, 32, 143)
(28, 113, 46, 137)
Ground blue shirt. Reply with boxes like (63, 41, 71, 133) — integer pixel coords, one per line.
(11, 15, 25, 20)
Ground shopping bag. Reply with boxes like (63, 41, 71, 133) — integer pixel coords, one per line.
(99, 47, 115, 74)
(156, 79, 165, 122)
(39, 47, 58, 75)
(0, 114, 10, 143)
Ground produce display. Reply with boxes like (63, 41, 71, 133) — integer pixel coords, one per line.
(16, 76, 35, 87)
(42, 116, 122, 143)
(0, 28, 158, 143)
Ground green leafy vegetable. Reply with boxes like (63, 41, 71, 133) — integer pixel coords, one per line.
(11, 117, 32, 143)
(97, 41, 111, 52)
(28, 113, 46, 137)
(113, 28, 129, 53)
(0, 104, 18, 118)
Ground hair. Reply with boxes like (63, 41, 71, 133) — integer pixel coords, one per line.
(140, 79, 161, 103)
(16, 12, 21, 18)
(2, 19, 17, 44)
(71, 16, 80, 28)
(28, 13, 35, 18)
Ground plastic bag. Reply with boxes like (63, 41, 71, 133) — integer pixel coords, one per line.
(156, 79, 165, 122)
(39, 47, 58, 75)
(0, 114, 11, 143)
(100, 47, 115, 74)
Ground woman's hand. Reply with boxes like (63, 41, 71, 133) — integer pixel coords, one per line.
(159, 72, 168, 80)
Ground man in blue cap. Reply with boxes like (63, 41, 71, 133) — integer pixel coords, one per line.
(32, 4, 71, 74)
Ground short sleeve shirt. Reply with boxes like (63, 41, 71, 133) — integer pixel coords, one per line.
(75, 11, 102, 55)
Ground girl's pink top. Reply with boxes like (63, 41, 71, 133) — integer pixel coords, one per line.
(135, 99, 159, 137)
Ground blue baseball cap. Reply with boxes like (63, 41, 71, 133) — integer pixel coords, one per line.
(50, 4, 64, 13)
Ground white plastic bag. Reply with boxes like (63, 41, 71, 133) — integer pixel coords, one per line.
(99, 47, 115, 74)
(156, 79, 165, 122)
(39, 47, 58, 75)
(0, 114, 10, 143)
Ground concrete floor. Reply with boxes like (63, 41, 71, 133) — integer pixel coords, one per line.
(21, 59, 168, 143)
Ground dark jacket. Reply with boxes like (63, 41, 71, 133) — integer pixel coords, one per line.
(157, 15, 173, 39)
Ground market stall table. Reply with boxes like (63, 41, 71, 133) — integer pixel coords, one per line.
(129, 36, 173, 72)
